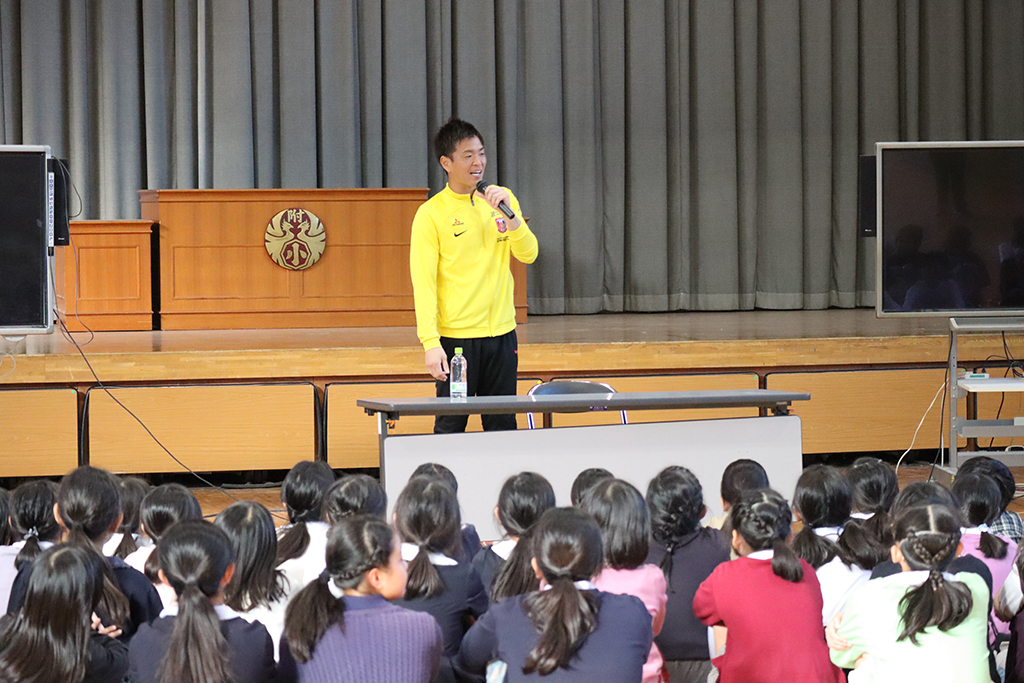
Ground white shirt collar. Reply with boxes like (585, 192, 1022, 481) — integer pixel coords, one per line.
(747, 549, 775, 560)
(960, 525, 990, 535)
(401, 542, 458, 566)
(541, 580, 597, 591)
(159, 603, 241, 621)
(490, 539, 517, 561)
(849, 512, 873, 520)
(814, 526, 843, 541)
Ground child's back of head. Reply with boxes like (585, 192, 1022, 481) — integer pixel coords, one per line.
(215, 501, 287, 612)
(570, 468, 614, 507)
(140, 483, 203, 583)
(720, 459, 770, 511)
(731, 488, 803, 582)
(323, 474, 387, 524)
(9, 480, 60, 571)
(277, 460, 336, 566)
(579, 478, 650, 571)
(791, 465, 852, 569)
(395, 475, 461, 599)
(112, 476, 152, 559)
(646, 465, 710, 578)
(952, 472, 1010, 560)
(491, 472, 556, 600)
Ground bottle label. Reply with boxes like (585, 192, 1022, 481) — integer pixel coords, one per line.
(450, 381, 467, 396)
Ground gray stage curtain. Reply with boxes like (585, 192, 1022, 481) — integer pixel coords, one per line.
(2, 1, 1024, 313)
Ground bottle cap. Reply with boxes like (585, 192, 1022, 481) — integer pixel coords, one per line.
(455, 347, 463, 354)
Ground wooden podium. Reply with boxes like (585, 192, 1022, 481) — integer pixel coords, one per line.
(139, 188, 528, 330)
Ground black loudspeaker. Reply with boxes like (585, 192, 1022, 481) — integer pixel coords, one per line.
(49, 158, 70, 246)
(858, 155, 876, 237)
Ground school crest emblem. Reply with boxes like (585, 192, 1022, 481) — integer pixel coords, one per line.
(495, 217, 507, 234)
(265, 208, 326, 271)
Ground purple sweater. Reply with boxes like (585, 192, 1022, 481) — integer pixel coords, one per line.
(279, 594, 443, 683)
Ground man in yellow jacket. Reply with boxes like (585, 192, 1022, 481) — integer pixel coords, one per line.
(410, 118, 539, 433)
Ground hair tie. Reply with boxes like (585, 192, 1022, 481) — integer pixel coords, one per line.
(928, 568, 944, 590)
(23, 527, 39, 540)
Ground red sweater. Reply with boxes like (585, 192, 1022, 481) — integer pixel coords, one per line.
(693, 556, 844, 683)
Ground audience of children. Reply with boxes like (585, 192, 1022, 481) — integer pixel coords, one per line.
(276, 460, 336, 592)
(279, 514, 444, 683)
(4, 454, 1024, 683)
(125, 483, 203, 607)
(455, 507, 653, 683)
(215, 500, 292, 660)
(128, 519, 276, 683)
(580, 478, 667, 683)
(472, 471, 555, 598)
(0, 480, 59, 614)
(829, 504, 991, 682)
(645, 466, 730, 683)
(693, 488, 843, 683)
(392, 474, 488, 682)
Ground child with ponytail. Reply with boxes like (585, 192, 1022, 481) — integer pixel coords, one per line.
(581, 478, 667, 683)
(456, 506, 653, 682)
(104, 476, 151, 559)
(646, 466, 730, 683)
(276, 460, 336, 589)
(952, 472, 1018, 640)
(128, 519, 276, 683)
(392, 475, 488, 681)
(323, 474, 388, 523)
(278, 515, 444, 683)
(790, 465, 873, 624)
(829, 504, 989, 681)
(693, 488, 842, 683)
(0, 480, 60, 614)
(842, 457, 898, 570)
(0, 545, 128, 683)
(474, 471, 556, 599)
(7, 467, 161, 641)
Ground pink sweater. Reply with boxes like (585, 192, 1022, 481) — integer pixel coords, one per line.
(595, 564, 667, 683)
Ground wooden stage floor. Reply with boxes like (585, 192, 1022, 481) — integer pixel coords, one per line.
(0, 309, 1001, 386)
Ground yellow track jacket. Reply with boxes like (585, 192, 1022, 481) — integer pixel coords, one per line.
(410, 184, 539, 351)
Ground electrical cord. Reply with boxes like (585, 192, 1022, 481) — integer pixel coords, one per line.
(0, 351, 15, 379)
(55, 313, 290, 523)
(898, 380, 946, 481)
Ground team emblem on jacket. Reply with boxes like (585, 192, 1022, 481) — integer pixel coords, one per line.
(495, 217, 507, 233)
(265, 208, 326, 271)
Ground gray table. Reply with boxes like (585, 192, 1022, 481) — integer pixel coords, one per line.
(359, 389, 810, 541)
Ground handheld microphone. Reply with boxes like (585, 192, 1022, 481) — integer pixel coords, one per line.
(475, 181, 516, 220)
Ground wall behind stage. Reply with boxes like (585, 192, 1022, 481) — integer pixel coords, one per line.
(2, 0, 1024, 315)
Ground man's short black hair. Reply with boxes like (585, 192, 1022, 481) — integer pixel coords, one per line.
(434, 117, 484, 160)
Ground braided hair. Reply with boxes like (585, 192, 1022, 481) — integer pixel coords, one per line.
(893, 505, 972, 644)
(283, 516, 395, 662)
(646, 466, 709, 583)
(730, 488, 803, 582)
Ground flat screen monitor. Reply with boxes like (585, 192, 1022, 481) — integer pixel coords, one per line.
(877, 141, 1024, 317)
(0, 145, 54, 335)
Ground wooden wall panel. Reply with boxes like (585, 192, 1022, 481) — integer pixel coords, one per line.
(0, 388, 79, 476)
(326, 379, 540, 469)
(767, 370, 967, 454)
(55, 221, 154, 331)
(539, 374, 762, 427)
(87, 384, 315, 473)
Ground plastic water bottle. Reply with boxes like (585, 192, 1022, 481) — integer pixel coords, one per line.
(450, 347, 467, 400)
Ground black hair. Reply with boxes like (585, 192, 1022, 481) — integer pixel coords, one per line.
(411, 462, 459, 493)
(9, 480, 60, 571)
(394, 475, 461, 599)
(846, 457, 898, 514)
(140, 484, 203, 583)
(323, 474, 388, 523)
(841, 457, 898, 569)
(491, 472, 556, 600)
(57, 466, 130, 627)
(283, 515, 395, 663)
(731, 488, 803, 582)
(215, 501, 287, 612)
(647, 466, 710, 582)
(276, 461, 336, 566)
(957, 456, 1015, 512)
(791, 465, 852, 569)
(112, 476, 151, 559)
(952, 473, 1009, 560)
(0, 545, 106, 683)
(720, 459, 770, 508)
(522, 507, 603, 676)
(580, 478, 650, 570)
(433, 117, 484, 161)
(890, 481, 959, 520)
(569, 468, 613, 507)
(0, 489, 9, 546)
(892, 505, 973, 644)
(155, 519, 235, 683)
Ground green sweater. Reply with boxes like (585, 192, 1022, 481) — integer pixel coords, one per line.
(831, 571, 989, 682)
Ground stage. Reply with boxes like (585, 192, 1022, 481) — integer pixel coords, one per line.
(1, 309, 1021, 478)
